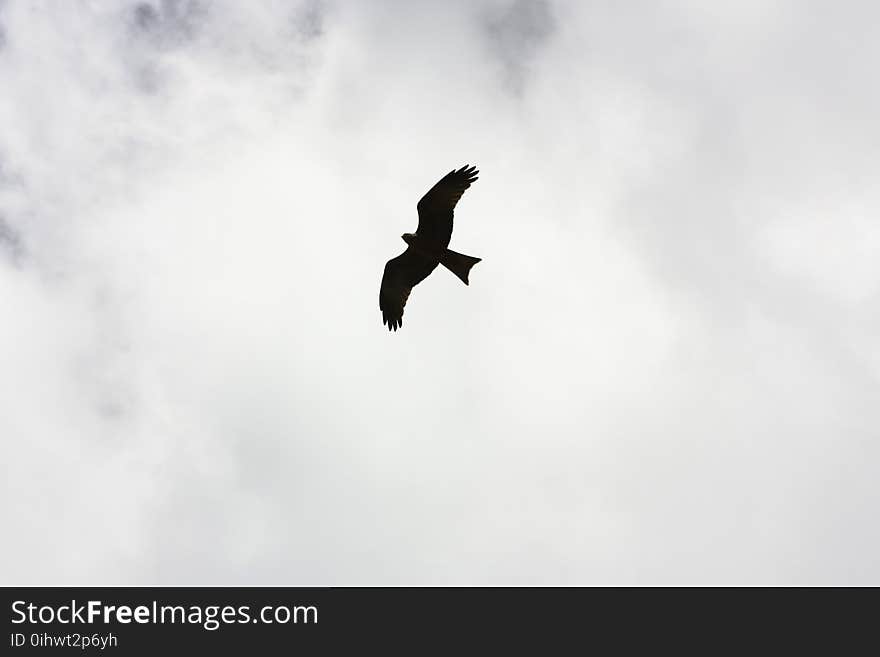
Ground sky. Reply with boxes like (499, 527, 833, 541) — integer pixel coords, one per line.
(1, 0, 878, 585)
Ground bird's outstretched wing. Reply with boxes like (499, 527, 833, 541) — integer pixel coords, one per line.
(416, 164, 479, 248)
(379, 248, 439, 331)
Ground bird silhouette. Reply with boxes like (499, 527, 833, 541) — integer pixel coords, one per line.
(379, 165, 481, 331)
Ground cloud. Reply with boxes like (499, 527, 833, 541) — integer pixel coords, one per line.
(1, 0, 878, 584)
(484, 0, 555, 96)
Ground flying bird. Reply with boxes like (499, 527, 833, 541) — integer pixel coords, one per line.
(379, 164, 482, 331)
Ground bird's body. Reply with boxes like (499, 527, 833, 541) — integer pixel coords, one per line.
(401, 232, 444, 260)
(379, 165, 481, 331)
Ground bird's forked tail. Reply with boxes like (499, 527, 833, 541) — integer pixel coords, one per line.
(440, 248, 481, 285)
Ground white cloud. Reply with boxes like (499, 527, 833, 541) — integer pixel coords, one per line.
(1, 0, 878, 584)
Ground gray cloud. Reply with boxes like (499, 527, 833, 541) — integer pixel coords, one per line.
(0, 214, 22, 264)
(131, 0, 206, 45)
(484, 0, 555, 95)
(1, 1, 878, 585)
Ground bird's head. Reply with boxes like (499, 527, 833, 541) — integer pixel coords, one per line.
(401, 232, 415, 245)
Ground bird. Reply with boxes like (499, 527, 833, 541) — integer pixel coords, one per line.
(379, 164, 482, 331)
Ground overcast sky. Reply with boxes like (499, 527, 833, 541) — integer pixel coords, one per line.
(1, 0, 878, 585)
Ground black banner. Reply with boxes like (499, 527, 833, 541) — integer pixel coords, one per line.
(1, 587, 872, 652)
